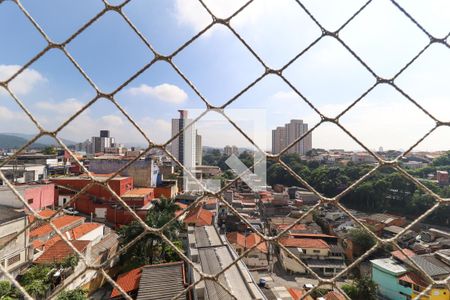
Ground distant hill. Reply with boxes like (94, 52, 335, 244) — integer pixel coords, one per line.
(0, 134, 47, 149)
(1, 133, 78, 147)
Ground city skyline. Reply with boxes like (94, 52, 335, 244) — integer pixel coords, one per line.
(1, 1, 449, 151)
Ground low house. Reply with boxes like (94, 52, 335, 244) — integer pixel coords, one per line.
(183, 206, 214, 227)
(0, 206, 31, 280)
(371, 253, 450, 300)
(226, 232, 268, 268)
(278, 238, 345, 276)
(110, 262, 187, 299)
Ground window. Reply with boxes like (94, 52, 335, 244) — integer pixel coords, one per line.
(27, 198, 33, 204)
(7, 254, 21, 266)
(313, 250, 321, 254)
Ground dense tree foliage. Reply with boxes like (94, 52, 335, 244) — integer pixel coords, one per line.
(267, 154, 450, 226)
(118, 197, 182, 271)
(342, 276, 378, 300)
(347, 228, 376, 253)
(55, 288, 87, 300)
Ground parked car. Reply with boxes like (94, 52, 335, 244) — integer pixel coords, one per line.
(63, 207, 79, 215)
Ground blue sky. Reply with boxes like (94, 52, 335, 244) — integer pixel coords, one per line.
(0, 0, 449, 151)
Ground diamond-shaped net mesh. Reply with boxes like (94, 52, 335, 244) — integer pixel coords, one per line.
(0, 0, 449, 299)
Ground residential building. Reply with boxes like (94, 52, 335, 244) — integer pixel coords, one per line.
(90, 130, 116, 154)
(371, 252, 450, 300)
(89, 157, 160, 187)
(0, 184, 55, 211)
(437, 170, 449, 185)
(272, 119, 312, 155)
(51, 174, 153, 226)
(271, 126, 286, 154)
(278, 237, 346, 276)
(224, 145, 239, 156)
(0, 163, 47, 184)
(183, 206, 214, 227)
(226, 232, 268, 268)
(110, 262, 187, 299)
(196, 130, 202, 166)
(0, 206, 30, 280)
(171, 110, 196, 168)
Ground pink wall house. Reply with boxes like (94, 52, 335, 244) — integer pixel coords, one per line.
(23, 184, 55, 211)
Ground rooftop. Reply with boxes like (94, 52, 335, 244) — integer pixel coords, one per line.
(370, 258, 407, 275)
(0, 205, 26, 224)
(410, 255, 450, 278)
(122, 188, 154, 198)
(279, 238, 330, 249)
(34, 240, 89, 264)
(29, 215, 85, 238)
(226, 232, 268, 254)
(391, 248, 416, 262)
(110, 267, 142, 298)
(183, 206, 214, 226)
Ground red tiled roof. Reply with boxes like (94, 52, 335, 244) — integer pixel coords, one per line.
(71, 223, 102, 239)
(30, 215, 84, 238)
(110, 267, 143, 298)
(227, 232, 268, 253)
(175, 202, 188, 210)
(183, 206, 213, 226)
(276, 224, 307, 231)
(34, 240, 89, 264)
(289, 233, 337, 239)
(28, 209, 57, 224)
(288, 288, 313, 300)
(399, 272, 427, 288)
(279, 238, 330, 249)
(122, 188, 153, 197)
(325, 290, 346, 300)
(391, 248, 416, 262)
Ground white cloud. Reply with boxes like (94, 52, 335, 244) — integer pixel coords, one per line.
(35, 98, 84, 114)
(0, 65, 45, 95)
(174, 0, 212, 32)
(101, 115, 124, 126)
(127, 83, 188, 104)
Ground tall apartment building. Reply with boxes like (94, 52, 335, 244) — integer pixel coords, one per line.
(89, 130, 116, 154)
(224, 145, 239, 156)
(171, 110, 197, 168)
(195, 130, 202, 166)
(272, 120, 312, 155)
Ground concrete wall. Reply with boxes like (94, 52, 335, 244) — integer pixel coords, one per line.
(372, 265, 410, 300)
(89, 159, 159, 187)
(0, 217, 29, 280)
(0, 184, 54, 210)
(280, 248, 306, 273)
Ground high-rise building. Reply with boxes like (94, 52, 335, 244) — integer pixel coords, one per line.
(90, 130, 116, 154)
(224, 145, 239, 156)
(271, 127, 287, 154)
(272, 120, 312, 155)
(171, 110, 196, 168)
(195, 131, 202, 166)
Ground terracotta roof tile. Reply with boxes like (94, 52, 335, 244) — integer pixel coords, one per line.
(279, 238, 330, 249)
(226, 232, 268, 253)
(28, 209, 57, 224)
(391, 248, 416, 262)
(35, 240, 89, 264)
(122, 188, 153, 197)
(288, 288, 313, 300)
(399, 272, 428, 287)
(324, 290, 346, 300)
(71, 223, 102, 239)
(183, 206, 213, 226)
(110, 267, 143, 298)
(30, 215, 84, 238)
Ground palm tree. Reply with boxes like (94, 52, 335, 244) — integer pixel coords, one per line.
(119, 197, 182, 271)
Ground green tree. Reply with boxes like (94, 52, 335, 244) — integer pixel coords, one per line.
(42, 146, 57, 155)
(342, 276, 378, 300)
(19, 265, 52, 299)
(347, 228, 376, 253)
(56, 288, 87, 300)
(0, 280, 16, 300)
(119, 197, 182, 271)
